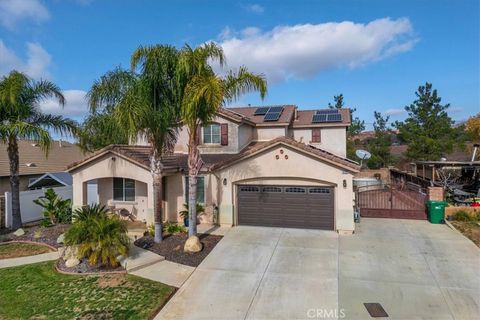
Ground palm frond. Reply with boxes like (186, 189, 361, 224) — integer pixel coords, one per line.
(87, 67, 136, 113)
(222, 66, 267, 104)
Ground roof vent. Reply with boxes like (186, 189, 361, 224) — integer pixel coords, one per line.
(25, 163, 36, 167)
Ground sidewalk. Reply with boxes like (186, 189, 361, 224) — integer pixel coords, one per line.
(0, 251, 59, 269)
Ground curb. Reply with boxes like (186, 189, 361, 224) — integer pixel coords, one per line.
(54, 259, 127, 276)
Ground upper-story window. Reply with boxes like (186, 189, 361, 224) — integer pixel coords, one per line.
(312, 128, 321, 143)
(203, 124, 221, 144)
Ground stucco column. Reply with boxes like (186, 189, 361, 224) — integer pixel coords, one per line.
(72, 180, 87, 209)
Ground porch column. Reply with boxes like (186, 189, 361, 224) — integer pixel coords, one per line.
(72, 180, 88, 209)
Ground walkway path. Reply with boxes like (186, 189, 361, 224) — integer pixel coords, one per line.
(0, 251, 59, 269)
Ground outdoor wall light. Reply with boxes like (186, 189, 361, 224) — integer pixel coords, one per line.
(343, 179, 347, 188)
(111, 157, 116, 162)
(223, 178, 227, 186)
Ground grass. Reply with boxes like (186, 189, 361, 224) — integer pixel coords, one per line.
(0, 242, 52, 259)
(451, 221, 480, 247)
(0, 261, 175, 320)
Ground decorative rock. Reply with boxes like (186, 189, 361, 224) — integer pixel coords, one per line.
(58, 247, 66, 257)
(13, 228, 25, 236)
(63, 245, 80, 261)
(184, 235, 203, 253)
(57, 233, 65, 244)
(65, 258, 80, 268)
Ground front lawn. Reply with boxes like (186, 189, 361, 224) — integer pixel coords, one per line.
(0, 242, 53, 259)
(0, 261, 175, 320)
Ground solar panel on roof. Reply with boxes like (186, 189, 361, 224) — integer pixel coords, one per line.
(327, 113, 342, 122)
(254, 107, 270, 116)
(329, 113, 340, 121)
(316, 109, 339, 115)
(312, 114, 328, 123)
(264, 112, 281, 121)
(268, 106, 284, 113)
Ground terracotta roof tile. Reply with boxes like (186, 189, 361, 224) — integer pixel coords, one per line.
(293, 108, 351, 127)
(227, 105, 296, 125)
(0, 140, 88, 177)
(211, 136, 360, 172)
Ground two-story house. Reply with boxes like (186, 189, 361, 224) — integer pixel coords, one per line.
(68, 105, 360, 233)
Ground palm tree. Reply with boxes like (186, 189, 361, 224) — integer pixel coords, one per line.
(178, 43, 267, 237)
(0, 71, 77, 230)
(88, 46, 181, 243)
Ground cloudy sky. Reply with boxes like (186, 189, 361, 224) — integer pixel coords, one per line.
(0, 0, 478, 130)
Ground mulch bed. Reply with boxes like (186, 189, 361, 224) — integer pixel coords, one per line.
(0, 224, 69, 249)
(56, 258, 125, 274)
(451, 221, 480, 247)
(134, 233, 223, 267)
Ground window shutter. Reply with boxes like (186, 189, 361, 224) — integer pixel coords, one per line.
(312, 128, 321, 143)
(220, 123, 228, 146)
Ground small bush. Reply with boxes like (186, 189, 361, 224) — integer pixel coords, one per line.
(453, 210, 475, 222)
(179, 203, 205, 219)
(39, 219, 51, 228)
(33, 188, 72, 224)
(64, 204, 130, 268)
(164, 223, 186, 234)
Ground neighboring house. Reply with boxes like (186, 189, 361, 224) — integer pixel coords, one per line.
(68, 106, 360, 233)
(27, 172, 73, 190)
(0, 140, 86, 195)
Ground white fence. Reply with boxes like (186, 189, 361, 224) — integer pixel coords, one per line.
(4, 185, 73, 228)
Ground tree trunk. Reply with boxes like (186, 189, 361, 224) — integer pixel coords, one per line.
(187, 129, 200, 237)
(7, 137, 22, 230)
(151, 152, 164, 243)
(188, 174, 197, 237)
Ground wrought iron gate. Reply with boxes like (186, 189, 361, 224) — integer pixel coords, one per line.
(356, 184, 427, 220)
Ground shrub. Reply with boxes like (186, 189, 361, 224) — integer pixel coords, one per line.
(39, 219, 51, 228)
(453, 210, 475, 222)
(33, 188, 72, 224)
(64, 205, 130, 268)
(164, 223, 186, 234)
(179, 203, 205, 219)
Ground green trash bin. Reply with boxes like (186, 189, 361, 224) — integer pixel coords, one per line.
(427, 200, 447, 224)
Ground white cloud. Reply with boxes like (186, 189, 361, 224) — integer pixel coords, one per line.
(216, 18, 418, 82)
(449, 107, 464, 114)
(0, 0, 50, 29)
(383, 108, 406, 116)
(245, 4, 264, 14)
(39, 90, 89, 119)
(0, 40, 51, 79)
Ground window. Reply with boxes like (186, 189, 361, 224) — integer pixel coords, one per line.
(262, 186, 282, 193)
(184, 176, 205, 204)
(203, 124, 221, 144)
(309, 188, 331, 194)
(285, 187, 306, 193)
(312, 128, 321, 143)
(113, 178, 135, 201)
(239, 186, 259, 192)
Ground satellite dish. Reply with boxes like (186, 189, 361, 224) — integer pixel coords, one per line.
(355, 149, 371, 167)
(356, 149, 371, 160)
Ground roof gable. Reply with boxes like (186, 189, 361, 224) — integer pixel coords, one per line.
(211, 136, 360, 172)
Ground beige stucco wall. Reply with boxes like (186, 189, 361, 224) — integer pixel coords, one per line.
(0, 175, 42, 194)
(238, 124, 254, 150)
(254, 127, 287, 141)
(291, 127, 347, 157)
(70, 153, 154, 224)
(173, 116, 241, 154)
(164, 172, 218, 225)
(215, 144, 356, 232)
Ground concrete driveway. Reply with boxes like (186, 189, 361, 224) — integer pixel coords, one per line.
(156, 219, 479, 320)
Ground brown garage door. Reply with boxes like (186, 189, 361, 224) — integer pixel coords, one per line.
(237, 185, 334, 230)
